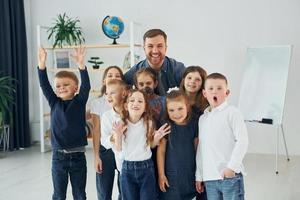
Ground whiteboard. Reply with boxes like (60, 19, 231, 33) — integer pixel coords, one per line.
(238, 46, 292, 125)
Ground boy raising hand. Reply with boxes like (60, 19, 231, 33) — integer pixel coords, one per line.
(38, 46, 90, 200)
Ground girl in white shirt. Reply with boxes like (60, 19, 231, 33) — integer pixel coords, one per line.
(90, 66, 124, 200)
(111, 89, 170, 200)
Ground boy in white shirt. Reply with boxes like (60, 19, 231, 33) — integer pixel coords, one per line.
(99, 79, 127, 200)
(195, 73, 248, 200)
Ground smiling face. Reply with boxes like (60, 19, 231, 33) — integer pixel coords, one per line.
(105, 84, 125, 107)
(203, 78, 230, 108)
(54, 77, 78, 100)
(184, 71, 203, 94)
(103, 67, 122, 85)
(126, 91, 146, 119)
(167, 99, 188, 125)
(144, 35, 167, 70)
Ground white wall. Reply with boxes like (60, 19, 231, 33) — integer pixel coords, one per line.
(25, 0, 300, 155)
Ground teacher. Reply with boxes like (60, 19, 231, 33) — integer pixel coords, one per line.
(124, 29, 185, 95)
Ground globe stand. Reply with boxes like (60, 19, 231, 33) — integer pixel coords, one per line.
(112, 38, 118, 45)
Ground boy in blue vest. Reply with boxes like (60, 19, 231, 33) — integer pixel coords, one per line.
(38, 47, 90, 200)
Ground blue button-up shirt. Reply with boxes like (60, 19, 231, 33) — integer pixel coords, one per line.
(124, 56, 185, 95)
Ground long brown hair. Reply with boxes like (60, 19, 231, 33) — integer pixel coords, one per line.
(99, 66, 124, 97)
(180, 66, 208, 112)
(121, 89, 154, 145)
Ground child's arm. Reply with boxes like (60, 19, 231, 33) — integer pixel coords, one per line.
(157, 138, 169, 192)
(111, 121, 126, 152)
(195, 137, 204, 192)
(37, 47, 57, 107)
(194, 137, 199, 151)
(91, 113, 102, 173)
(72, 47, 91, 103)
(226, 109, 249, 176)
(71, 46, 86, 70)
(38, 47, 47, 70)
(151, 123, 171, 148)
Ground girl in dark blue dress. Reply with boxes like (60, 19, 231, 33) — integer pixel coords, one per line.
(180, 66, 208, 200)
(157, 90, 204, 200)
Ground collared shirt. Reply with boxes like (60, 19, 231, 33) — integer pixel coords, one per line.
(195, 101, 248, 182)
(124, 56, 185, 95)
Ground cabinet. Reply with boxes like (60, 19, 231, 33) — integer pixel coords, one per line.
(37, 22, 142, 152)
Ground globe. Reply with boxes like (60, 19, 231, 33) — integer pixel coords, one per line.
(102, 15, 125, 44)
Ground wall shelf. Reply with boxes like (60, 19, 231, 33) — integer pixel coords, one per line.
(44, 43, 142, 50)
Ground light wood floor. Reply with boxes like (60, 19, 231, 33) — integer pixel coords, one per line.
(0, 145, 299, 200)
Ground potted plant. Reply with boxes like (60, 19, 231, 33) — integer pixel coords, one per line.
(88, 57, 104, 69)
(0, 75, 16, 128)
(47, 13, 85, 48)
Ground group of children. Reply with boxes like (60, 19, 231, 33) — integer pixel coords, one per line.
(38, 46, 248, 200)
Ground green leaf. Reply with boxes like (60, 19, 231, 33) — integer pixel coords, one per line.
(47, 13, 85, 48)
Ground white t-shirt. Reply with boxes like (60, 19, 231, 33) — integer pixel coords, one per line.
(122, 119, 152, 161)
(101, 108, 124, 171)
(196, 101, 248, 182)
(90, 96, 111, 118)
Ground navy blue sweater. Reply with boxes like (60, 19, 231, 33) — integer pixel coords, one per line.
(38, 68, 91, 150)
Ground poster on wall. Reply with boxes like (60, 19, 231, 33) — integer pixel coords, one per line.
(54, 50, 71, 68)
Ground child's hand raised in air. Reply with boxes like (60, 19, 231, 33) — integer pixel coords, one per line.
(153, 123, 171, 146)
(111, 121, 127, 151)
(71, 46, 86, 70)
(38, 47, 47, 69)
(112, 121, 127, 136)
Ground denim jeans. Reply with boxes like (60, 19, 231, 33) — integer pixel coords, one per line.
(52, 150, 87, 200)
(121, 158, 157, 200)
(204, 173, 245, 200)
(96, 146, 121, 200)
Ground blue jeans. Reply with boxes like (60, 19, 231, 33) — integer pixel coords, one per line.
(96, 146, 121, 200)
(121, 158, 157, 200)
(52, 150, 87, 200)
(204, 173, 245, 200)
